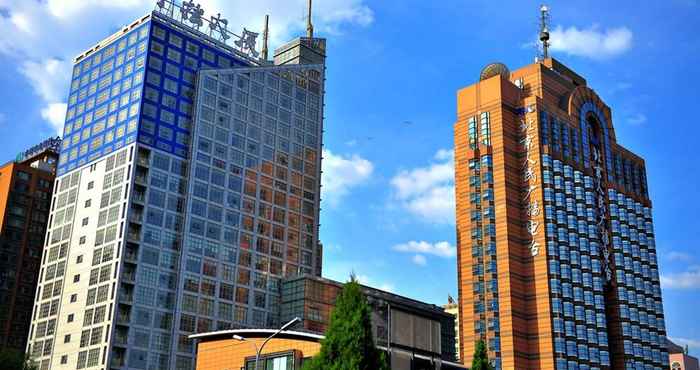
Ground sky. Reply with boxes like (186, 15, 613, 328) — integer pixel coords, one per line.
(1, 0, 699, 355)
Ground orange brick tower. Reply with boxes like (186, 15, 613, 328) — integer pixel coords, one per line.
(454, 59, 668, 370)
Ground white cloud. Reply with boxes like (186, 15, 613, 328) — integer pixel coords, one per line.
(0, 0, 374, 132)
(669, 337, 700, 353)
(660, 265, 700, 290)
(321, 149, 373, 206)
(393, 240, 456, 258)
(355, 274, 394, 292)
(550, 25, 633, 59)
(627, 113, 647, 125)
(41, 103, 68, 136)
(390, 149, 455, 224)
(664, 251, 693, 263)
(411, 254, 427, 266)
(19, 59, 72, 103)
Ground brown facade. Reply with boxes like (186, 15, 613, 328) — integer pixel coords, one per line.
(279, 275, 457, 362)
(0, 148, 58, 352)
(455, 59, 667, 370)
(194, 332, 321, 370)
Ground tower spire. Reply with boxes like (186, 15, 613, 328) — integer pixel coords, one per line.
(306, 0, 314, 38)
(539, 4, 551, 60)
(262, 14, 269, 60)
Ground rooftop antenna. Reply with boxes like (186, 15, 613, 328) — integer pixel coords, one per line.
(539, 4, 551, 60)
(306, 0, 314, 38)
(261, 14, 269, 60)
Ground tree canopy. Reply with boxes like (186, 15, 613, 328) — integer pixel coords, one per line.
(0, 349, 38, 370)
(471, 340, 494, 370)
(302, 277, 388, 370)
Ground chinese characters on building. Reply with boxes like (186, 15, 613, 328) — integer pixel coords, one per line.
(520, 105, 540, 257)
(155, 0, 259, 58)
(592, 148, 613, 282)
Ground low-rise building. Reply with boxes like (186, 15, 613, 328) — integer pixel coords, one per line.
(443, 296, 460, 362)
(667, 339, 699, 370)
(191, 275, 466, 369)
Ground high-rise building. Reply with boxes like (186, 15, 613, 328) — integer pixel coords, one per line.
(26, 1, 326, 369)
(0, 139, 60, 352)
(454, 58, 668, 370)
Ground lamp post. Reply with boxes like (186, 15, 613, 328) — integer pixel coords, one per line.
(233, 317, 302, 370)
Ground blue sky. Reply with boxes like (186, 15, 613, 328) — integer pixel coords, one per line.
(1, 0, 699, 354)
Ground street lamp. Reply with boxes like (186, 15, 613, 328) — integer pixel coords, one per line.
(233, 317, 302, 370)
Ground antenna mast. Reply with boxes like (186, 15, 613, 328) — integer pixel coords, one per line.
(262, 14, 269, 60)
(306, 0, 314, 38)
(539, 4, 551, 60)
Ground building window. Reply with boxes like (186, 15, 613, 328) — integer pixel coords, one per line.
(82, 217, 89, 226)
(245, 354, 293, 370)
(70, 294, 77, 303)
(87, 181, 94, 190)
(468, 116, 478, 149)
(85, 199, 91, 208)
(480, 112, 491, 146)
(73, 274, 80, 283)
(60, 355, 68, 364)
(64, 334, 71, 343)
(67, 314, 74, 323)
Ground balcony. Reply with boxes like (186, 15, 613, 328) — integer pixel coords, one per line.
(111, 347, 127, 368)
(131, 191, 146, 204)
(136, 155, 150, 168)
(118, 292, 133, 304)
(116, 310, 131, 325)
(121, 270, 136, 283)
(124, 248, 138, 262)
(134, 174, 148, 185)
(128, 211, 143, 224)
(127, 232, 141, 243)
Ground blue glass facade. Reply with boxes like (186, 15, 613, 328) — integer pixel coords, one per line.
(58, 13, 255, 176)
(539, 103, 666, 370)
(58, 23, 150, 176)
(138, 14, 250, 159)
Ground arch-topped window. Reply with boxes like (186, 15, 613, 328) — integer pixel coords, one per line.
(579, 102, 614, 181)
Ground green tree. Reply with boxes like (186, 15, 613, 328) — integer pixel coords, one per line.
(302, 276, 388, 370)
(0, 349, 38, 370)
(471, 340, 494, 370)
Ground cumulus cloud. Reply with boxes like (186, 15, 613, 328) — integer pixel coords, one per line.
(627, 113, 647, 126)
(549, 25, 633, 59)
(0, 0, 374, 132)
(393, 240, 456, 258)
(664, 251, 693, 263)
(321, 149, 373, 207)
(660, 265, 700, 289)
(411, 254, 427, 266)
(356, 274, 394, 292)
(669, 337, 700, 353)
(390, 149, 455, 224)
(41, 103, 68, 136)
(393, 240, 456, 267)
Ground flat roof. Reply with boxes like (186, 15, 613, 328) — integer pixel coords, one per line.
(189, 329, 324, 342)
(189, 330, 467, 368)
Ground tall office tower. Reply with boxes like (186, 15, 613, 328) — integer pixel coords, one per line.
(26, 1, 326, 369)
(0, 139, 60, 352)
(454, 58, 667, 370)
